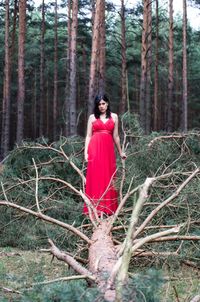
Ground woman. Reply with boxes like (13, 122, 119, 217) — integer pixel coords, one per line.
(83, 94, 126, 216)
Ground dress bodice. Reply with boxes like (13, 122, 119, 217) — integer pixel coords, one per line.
(92, 118, 115, 135)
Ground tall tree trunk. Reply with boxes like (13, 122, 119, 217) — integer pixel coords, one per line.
(16, 0, 26, 144)
(182, 0, 188, 132)
(98, 0, 106, 95)
(153, 0, 159, 131)
(64, 0, 71, 136)
(145, 0, 152, 134)
(119, 0, 127, 115)
(1, 0, 11, 158)
(39, 0, 45, 137)
(53, 0, 58, 140)
(139, 0, 148, 132)
(69, 0, 78, 135)
(88, 0, 101, 115)
(33, 69, 37, 139)
(167, 0, 174, 132)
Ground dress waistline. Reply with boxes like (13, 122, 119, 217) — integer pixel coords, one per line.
(93, 130, 112, 135)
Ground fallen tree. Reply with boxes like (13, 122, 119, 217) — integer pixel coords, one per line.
(0, 133, 200, 301)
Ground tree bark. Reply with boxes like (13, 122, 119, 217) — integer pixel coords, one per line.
(98, 0, 106, 95)
(182, 0, 188, 132)
(39, 0, 45, 138)
(119, 0, 127, 115)
(139, 0, 148, 132)
(168, 0, 174, 132)
(88, 0, 101, 115)
(69, 0, 78, 135)
(53, 0, 58, 140)
(145, 0, 152, 134)
(16, 0, 26, 144)
(153, 0, 159, 131)
(64, 0, 71, 136)
(1, 0, 11, 158)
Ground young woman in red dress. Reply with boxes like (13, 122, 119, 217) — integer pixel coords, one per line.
(83, 95, 126, 216)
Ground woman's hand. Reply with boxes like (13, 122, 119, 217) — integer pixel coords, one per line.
(120, 152, 127, 160)
(85, 153, 88, 162)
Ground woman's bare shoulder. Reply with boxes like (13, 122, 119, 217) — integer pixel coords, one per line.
(88, 114, 96, 122)
(111, 112, 118, 122)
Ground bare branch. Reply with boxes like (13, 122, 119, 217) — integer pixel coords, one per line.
(48, 239, 94, 277)
(0, 200, 92, 244)
(32, 158, 41, 212)
(134, 168, 199, 238)
(31, 274, 96, 287)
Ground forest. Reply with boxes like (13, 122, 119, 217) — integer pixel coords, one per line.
(0, 0, 200, 301)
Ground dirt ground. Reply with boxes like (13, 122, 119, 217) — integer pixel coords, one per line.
(0, 248, 199, 301)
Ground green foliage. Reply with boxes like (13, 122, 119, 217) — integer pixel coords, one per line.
(17, 281, 103, 302)
(0, 137, 85, 249)
(122, 269, 164, 302)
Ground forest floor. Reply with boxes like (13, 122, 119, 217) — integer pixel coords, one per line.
(0, 248, 199, 301)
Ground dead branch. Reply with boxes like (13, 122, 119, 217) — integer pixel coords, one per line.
(190, 296, 200, 302)
(31, 274, 96, 287)
(148, 134, 187, 148)
(0, 252, 21, 257)
(48, 239, 94, 278)
(20, 143, 86, 184)
(0, 200, 91, 244)
(181, 260, 200, 270)
(133, 235, 200, 244)
(32, 158, 41, 212)
(2, 287, 21, 294)
(134, 168, 199, 239)
(131, 226, 180, 253)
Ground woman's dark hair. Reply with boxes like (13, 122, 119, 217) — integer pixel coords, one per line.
(93, 94, 111, 119)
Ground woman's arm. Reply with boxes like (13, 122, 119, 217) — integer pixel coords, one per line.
(112, 113, 126, 159)
(84, 115, 93, 162)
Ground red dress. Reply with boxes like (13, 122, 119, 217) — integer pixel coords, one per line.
(83, 117, 118, 215)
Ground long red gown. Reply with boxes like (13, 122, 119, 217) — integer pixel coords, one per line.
(83, 117, 118, 215)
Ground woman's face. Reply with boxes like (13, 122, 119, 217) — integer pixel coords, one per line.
(98, 100, 108, 114)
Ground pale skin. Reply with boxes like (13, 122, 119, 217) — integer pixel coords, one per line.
(84, 100, 126, 162)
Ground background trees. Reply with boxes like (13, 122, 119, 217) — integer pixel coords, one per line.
(0, 0, 200, 156)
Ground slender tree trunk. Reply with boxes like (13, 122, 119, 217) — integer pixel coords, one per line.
(98, 0, 106, 95)
(53, 0, 58, 140)
(39, 0, 45, 137)
(167, 0, 174, 132)
(69, 0, 78, 135)
(153, 0, 159, 131)
(145, 0, 152, 134)
(182, 0, 188, 132)
(139, 0, 148, 132)
(1, 0, 11, 158)
(33, 69, 37, 139)
(64, 0, 71, 136)
(88, 0, 101, 115)
(119, 0, 127, 115)
(16, 0, 26, 144)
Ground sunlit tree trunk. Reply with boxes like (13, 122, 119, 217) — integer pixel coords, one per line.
(1, 0, 11, 158)
(182, 0, 188, 132)
(53, 0, 58, 140)
(69, 0, 78, 135)
(145, 0, 152, 134)
(98, 0, 105, 95)
(119, 0, 127, 115)
(64, 0, 71, 136)
(153, 0, 159, 131)
(88, 0, 101, 115)
(39, 0, 45, 138)
(139, 0, 148, 132)
(16, 0, 26, 144)
(167, 0, 174, 132)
